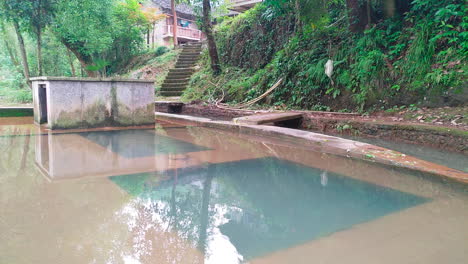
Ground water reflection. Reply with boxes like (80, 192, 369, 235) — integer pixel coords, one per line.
(34, 129, 209, 180)
(111, 157, 427, 262)
(2, 121, 465, 264)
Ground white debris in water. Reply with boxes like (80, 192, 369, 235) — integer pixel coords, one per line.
(321, 171, 328, 186)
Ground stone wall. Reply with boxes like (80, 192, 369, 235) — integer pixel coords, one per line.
(31, 77, 155, 129)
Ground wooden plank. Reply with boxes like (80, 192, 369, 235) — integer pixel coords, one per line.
(233, 112, 303, 125)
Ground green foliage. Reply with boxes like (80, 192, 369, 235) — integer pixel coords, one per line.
(54, 0, 115, 56)
(155, 46, 170, 56)
(53, 0, 150, 73)
(215, 4, 295, 70)
(85, 59, 110, 76)
(189, 0, 467, 111)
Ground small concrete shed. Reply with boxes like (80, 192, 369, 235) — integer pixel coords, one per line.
(31, 77, 155, 129)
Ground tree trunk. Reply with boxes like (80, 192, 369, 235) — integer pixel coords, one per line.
(171, 0, 178, 47)
(3, 37, 20, 69)
(152, 22, 155, 49)
(17, 130, 30, 175)
(13, 21, 31, 88)
(0, 22, 21, 70)
(366, 0, 372, 25)
(197, 171, 213, 255)
(202, 0, 221, 75)
(383, 0, 396, 18)
(294, 0, 302, 32)
(146, 28, 150, 48)
(63, 41, 97, 77)
(66, 48, 76, 77)
(396, 0, 410, 15)
(36, 29, 43, 76)
(345, 0, 369, 32)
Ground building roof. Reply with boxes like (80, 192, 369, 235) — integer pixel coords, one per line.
(151, 0, 196, 20)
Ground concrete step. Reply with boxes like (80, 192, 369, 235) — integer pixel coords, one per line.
(169, 67, 193, 71)
(163, 77, 190, 83)
(160, 88, 186, 93)
(178, 56, 198, 59)
(160, 86, 186, 91)
(162, 80, 189, 85)
(182, 49, 201, 53)
(161, 83, 188, 89)
(179, 52, 201, 56)
(176, 61, 196, 64)
(175, 64, 195, 68)
(160, 91, 184, 96)
(176, 61, 197, 65)
(166, 73, 192, 79)
(178, 57, 199, 61)
(167, 69, 193, 73)
(177, 58, 198, 62)
(166, 72, 192, 77)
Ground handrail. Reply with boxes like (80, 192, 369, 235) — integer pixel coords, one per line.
(166, 25, 202, 40)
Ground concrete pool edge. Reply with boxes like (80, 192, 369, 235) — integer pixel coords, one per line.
(155, 112, 468, 184)
(0, 107, 33, 117)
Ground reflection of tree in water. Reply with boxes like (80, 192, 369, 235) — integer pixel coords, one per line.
(111, 162, 216, 263)
(114, 198, 205, 264)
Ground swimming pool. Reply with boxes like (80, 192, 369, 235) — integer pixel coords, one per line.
(0, 117, 467, 264)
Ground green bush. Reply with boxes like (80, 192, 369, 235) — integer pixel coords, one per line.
(155, 46, 169, 56)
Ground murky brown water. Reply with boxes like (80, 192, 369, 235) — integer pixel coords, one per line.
(0, 117, 467, 264)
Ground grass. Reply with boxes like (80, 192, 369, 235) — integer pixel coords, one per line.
(0, 84, 32, 106)
(120, 48, 180, 92)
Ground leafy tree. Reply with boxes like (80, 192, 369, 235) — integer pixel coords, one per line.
(0, 21, 21, 73)
(22, 0, 55, 76)
(52, 0, 115, 77)
(109, 0, 160, 73)
(140, 4, 166, 49)
(0, 0, 32, 86)
(52, 0, 152, 77)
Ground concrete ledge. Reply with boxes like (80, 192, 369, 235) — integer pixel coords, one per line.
(155, 112, 468, 184)
(0, 107, 33, 117)
(30, 76, 155, 83)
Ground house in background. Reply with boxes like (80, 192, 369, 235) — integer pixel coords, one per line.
(144, 0, 204, 47)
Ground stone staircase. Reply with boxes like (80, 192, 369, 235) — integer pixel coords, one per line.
(159, 42, 202, 97)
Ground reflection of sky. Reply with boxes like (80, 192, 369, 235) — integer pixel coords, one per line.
(206, 204, 244, 264)
(116, 196, 244, 264)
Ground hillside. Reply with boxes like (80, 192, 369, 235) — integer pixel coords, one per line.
(185, 0, 467, 113)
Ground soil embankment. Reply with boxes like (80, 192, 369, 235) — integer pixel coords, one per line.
(155, 102, 467, 154)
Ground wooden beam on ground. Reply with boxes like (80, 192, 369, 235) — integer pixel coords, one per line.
(233, 112, 303, 125)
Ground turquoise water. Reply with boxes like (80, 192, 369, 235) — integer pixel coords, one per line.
(111, 157, 428, 260)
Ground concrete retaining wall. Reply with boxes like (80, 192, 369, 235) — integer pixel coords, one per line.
(31, 77, 155, 129)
